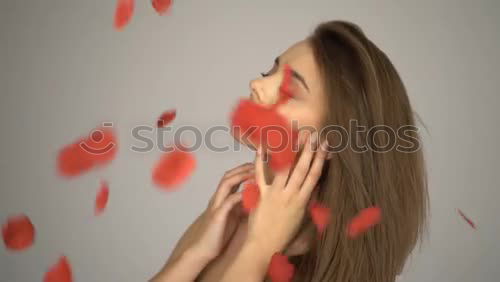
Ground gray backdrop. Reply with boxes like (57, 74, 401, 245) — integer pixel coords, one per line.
(1, 0, 499, 281)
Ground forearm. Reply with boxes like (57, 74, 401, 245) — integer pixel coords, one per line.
(220, 241, 274, 282)
(150, 248, 212, 282)
(165, 215, 204, 264)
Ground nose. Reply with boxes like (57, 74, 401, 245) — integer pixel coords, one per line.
(249, 76, 278, 105)
(249, 79, 263, 104)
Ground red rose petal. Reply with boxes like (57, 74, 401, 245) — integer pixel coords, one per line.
(43, 256, 73, 282)
(230, 99, 297, 171)
(242, 182, 260, 213)
(157, 109, 177, 128)
(309, 202, 330, 233)
(57, 127, 118, 178)
(269, 148, 296, 172)
(57, 141, 95, 177)
(153, 148, 196, 190)
(274, 64, 294, 108)
(2, 214, 35, 251)
(457, 209, 477, 230)
(347, 206, 382, 238)
(152, 0, 172, 15)
(95, 181, 110, 216)
(114, 0, 134, 30)
(268, 253, 295, 282)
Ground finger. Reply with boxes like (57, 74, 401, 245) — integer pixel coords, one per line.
(286, 132, 317, 193)
(222, 162, 254, 179)
(213, 171, 254, 208)
(216, 192, 243, 219)
(272, 166, 291, 190)
(299, 139, 328, 201)
(254, 145, 268, 191)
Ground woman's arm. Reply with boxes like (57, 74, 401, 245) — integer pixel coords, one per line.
(220, 240, 275, 282)
(149, 163, 255, 282)
(150, 248, 212, 282)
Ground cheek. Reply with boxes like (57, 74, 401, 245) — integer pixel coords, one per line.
(278, 102, 322, 131)
(278, 103, 324, 142)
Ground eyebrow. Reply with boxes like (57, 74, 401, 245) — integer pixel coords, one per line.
(275, 56, 310, 92)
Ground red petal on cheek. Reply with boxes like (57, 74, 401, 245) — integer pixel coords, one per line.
(114, 0, 134, 30)
(157, 109, 177, 128)
(347, 206, 382, 239)
(268, 253, 295, 282)
(43, 256, 73, 282)
(152, 0, 173, 15)
(2, 214, 35, 251)
(95, 181, 110, 216)
(152, 148, 196, 190)
(275, 64, 294, 107)
(309, 202, 331, 233)
(242, 182, 260, 213)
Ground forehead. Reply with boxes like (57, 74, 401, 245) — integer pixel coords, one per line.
(280, 40, 322, 93)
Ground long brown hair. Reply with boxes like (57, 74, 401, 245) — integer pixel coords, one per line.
(290, 20, 429, 282)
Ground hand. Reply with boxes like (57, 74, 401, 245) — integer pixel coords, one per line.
(246, 133, 328, 255)
(166, 163, 254, 264)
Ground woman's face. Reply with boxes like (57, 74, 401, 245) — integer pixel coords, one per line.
(249, 40, 327, 141)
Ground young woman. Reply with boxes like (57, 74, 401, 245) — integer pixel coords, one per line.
(150, 20, 428, 282)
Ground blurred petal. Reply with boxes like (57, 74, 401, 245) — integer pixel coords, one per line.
(309, 201, 330, 233)
(2, 214, 35, 251)
(347, 206, 382, 238)
(95, 181, 110, 216)
(268, 253, 295, 282)
(157, 109, 177, 128)
(57, 127, 118, 178)
(114, 0, 134, 30)
(153, 148, 196, 190)
(152, 0, 173, 15)
(457, 209, 477, 230)
(43, 256, 73, 282)
(242, 182, 260, 213)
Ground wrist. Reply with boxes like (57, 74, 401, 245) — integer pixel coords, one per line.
(180, 246, 214, 266)
(153, 247, 213, 282)
(239, 240, 276, 272)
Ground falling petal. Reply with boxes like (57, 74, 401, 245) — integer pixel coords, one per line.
(309, 202, 330, 233)
(242, 182, 260, 213)
(57, 141, 95, 177)
(57, 127, 118, 178)
(230, 99, 297, 171)
(152, 0, 172, 15)
(347, 206, 382, 239)
(43, 256, 73, 282)
(153, 147, 196, 190)
(95, 181, 110, 216)
(157, 109, 177, 128)
(81, 127, 118, 164)
(457, 209, 477, 230)
(267, 253, 295, 282)
(114, 0, 134, 30)
(2, 214, 35, 251)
